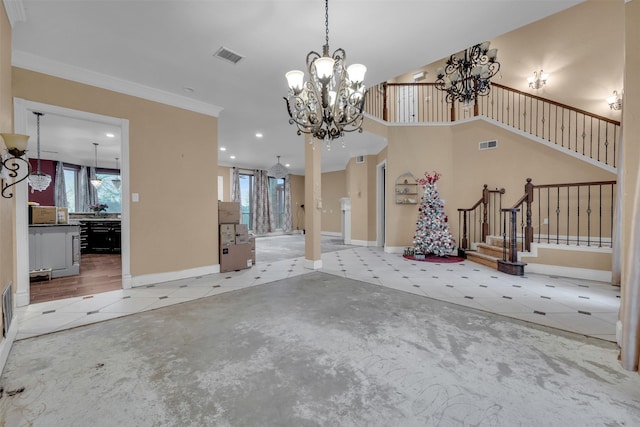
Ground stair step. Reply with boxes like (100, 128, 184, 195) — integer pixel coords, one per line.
(465, 251, 499, 269)
(487, 236, 523, 250)
(476, 243, 507, 258)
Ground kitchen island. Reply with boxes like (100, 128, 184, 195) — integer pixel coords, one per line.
(29, 223, 81, 278)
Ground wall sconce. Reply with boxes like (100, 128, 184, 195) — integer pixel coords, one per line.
(0, 133, 31, 199)
(607, 90, 623, 110)
(527, 70, 548, 89)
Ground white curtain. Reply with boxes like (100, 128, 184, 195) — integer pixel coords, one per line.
(54, 161, 67, 208)
(252, 170, 274, 234)
(283, 174, 292, 232)
(231, 167, 241, 202)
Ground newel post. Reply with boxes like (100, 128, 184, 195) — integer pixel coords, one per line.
(524, 178, 534, 251)
(481, 184, 489, 243)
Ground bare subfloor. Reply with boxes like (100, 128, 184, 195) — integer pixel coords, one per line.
(1, 272, 639, 426)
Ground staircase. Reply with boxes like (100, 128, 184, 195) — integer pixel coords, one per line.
(464, 236, 527, 275)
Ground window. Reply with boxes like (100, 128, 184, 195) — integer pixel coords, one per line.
(62, 166, 121, 213)
(239, 173, 253, 229)
(269, 177, 285, 230)
(64, 167, 78, 212)
(96, 172, 121, 213)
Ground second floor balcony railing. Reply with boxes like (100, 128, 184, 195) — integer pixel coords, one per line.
(364, 82, 621, 169)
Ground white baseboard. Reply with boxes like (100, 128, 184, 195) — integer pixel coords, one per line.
(124, 264, 221, 288)
(304, 259, 323, 270)
(321, 231, 342, 237)
(350, 240, 377, 247)
(384, 246, 407, 254)
(524, 263, 612, 282)
(15, 290, 30, 307)
(0, 317, 18, 375)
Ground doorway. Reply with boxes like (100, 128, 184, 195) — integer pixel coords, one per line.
(13, 98, 130, 307)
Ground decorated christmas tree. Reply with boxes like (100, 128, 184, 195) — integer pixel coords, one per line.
(412, 171, 455, 257)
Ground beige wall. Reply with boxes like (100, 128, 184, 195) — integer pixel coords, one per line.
(0, 3, 13, 343)
(217, 166, 231, 202)
(13, 68, 219, 276)
(320, 170, 346, 234)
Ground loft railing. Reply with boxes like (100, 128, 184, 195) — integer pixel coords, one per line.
(457, 185, 505, 254)
(364, 82, 620, 168)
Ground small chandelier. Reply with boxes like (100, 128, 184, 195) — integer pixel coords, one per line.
(90, 142, 102, 188)
(607, 90, 623, 110)
(528, 70, 548, 89)
(267, 155, 289, 179)
(435, 42, 500, 104)
(284, 0, 367, 147)
(111, 157, 121, 189)
(28, 112, 52, 193)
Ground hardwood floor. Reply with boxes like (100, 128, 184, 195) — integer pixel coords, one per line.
(30, 254, 122, 304)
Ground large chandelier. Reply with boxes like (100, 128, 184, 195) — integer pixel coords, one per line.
(284, 0, 367, 147)
(28, 111, 52, 193)
(435, 42, 500, 104)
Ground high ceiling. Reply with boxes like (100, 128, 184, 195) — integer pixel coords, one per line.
(10, 0, 582, 174)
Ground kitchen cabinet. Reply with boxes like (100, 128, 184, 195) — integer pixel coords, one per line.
(80, 220, 121, 254)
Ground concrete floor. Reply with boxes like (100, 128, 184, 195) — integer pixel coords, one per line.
(255, 233, 352, 263)
(2, 271, 640, 426)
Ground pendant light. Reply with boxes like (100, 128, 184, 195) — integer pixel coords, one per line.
(267, 155, 289, 179)
(111, 157, 121, 189)
(90, 142, 102, 188)
(28, 111, 52, 193)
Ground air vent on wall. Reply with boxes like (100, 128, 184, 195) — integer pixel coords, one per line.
(479, 140, 498, 150)
(214, 46, 244, 64)
(356, 155, 365, 164)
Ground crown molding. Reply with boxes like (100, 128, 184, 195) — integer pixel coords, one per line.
(3, 0, 26, 28)
(12, 50, 224, 117)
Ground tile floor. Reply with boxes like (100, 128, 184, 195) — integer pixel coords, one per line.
(16, 246, 621, 342)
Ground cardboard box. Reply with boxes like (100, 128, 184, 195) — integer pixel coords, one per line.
(220, 243, 253, 272)
(235, 223, 249, 244)
(218, 201, 240, 224)
(30, 206, 58, 224)
(220, 224, 236, 246)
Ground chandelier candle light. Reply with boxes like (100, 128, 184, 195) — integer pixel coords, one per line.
(284, 0, 367, 148)
(435, 42, 500, 116)
(28, 112, 52, 193)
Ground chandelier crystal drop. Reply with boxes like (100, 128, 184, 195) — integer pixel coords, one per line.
(28, 112, 52, 193)
(435, 41, 500, 104)
(284, 0, 367, 146)
(267, 155, 289, 179)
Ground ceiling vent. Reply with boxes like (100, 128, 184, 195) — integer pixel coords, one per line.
(356, 155, 365, 164)
(479, 140, 498, 150)
(214, 46, 244, 65)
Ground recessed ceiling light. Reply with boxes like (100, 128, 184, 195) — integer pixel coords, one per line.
(230, 155, 236, 159)
(183, 87, 195, 93)
(255, 133, 263, 138)
(220, 147, 227, 151)
(106, 133, 115, 138)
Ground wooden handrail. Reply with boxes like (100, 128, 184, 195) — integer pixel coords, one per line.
(492, 83, 620, 126)
(532, 180, 617, 189)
